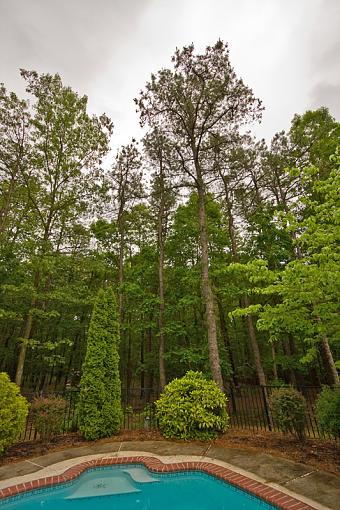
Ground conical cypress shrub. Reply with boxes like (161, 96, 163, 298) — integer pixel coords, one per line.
(78, 287, 122, 440)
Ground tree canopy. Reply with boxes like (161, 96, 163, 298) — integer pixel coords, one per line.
(1, 43, 339, 394)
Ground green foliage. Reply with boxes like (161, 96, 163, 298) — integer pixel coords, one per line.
(78, 287, 122, 440)
(0, 70, 113, 386)
(269, 387, 307, 440)
(0, 372, 29, 454)
(155, 371, 229, 440)
(31, 396, 67, 439)
(243, 152, 340, 380)
(315, 387, 340, 438)
(1, 56, 339, 403)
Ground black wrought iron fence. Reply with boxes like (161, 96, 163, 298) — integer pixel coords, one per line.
(19, 385, 335, 442)
(226, 385, 327, 438)
(20, 388, 159, 441)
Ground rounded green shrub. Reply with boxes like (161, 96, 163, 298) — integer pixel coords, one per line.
(31, 396, 68, 440)
(315, 387, 340, 439)
(155, 371, 229, 440)
(0, 372, 29, 455)
(269, 387, 307, 440)
(78, 287, 122, 440)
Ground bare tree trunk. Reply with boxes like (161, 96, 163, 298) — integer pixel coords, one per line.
(271, 343, 278, 380)
(15, 270, 40, 386)
(217, 297, 238, 386)
(15, 308, 34, 386)
(158, 236, 166, 390)
(145, 322, 154, 398)
(226, 205, 238, 261)
(242, 300, 273, 427)
(282, 338, 297, 385)
(118, 227, 124, 322)
(242, 296, 267, 386)
(140, 329, 145, 397)
(126, 314, 132, 394)
(197, 185, 224, 390)
(157, 155, 166, 391)
(319, 332, 339, 386)
(223, 190, 273, 424)
(223, 188, 269, 391)
(15, 214, 56, 388)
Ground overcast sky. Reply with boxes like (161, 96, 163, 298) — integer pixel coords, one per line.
(1, 0, 339, 151)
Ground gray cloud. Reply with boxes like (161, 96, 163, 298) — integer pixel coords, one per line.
(302, 0, 340, 117)
(1, 0, 150, 92)
(311, 82, 340, 118)
(0, 0, 339, 150)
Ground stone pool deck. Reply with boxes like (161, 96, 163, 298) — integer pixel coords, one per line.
(0, 440, 338, 509)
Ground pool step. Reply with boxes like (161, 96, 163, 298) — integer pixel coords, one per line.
(122, 467, 159, 484)
(66, 474, 141, 499)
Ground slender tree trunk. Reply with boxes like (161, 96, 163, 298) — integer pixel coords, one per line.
(158, 251, 166, 390)
(197, 184, 224, 390)
(157, 156, 166, 390)
(271, 343, 278, 380)
(288, 334, 306, 385)
(223, 187, 269, 390)
(15, 307, 34, 386)
(63, 333, 79, 390)
(15, 270, 40, 386)
(118, 226, 125, 322)
(227, 207, 238, 261)
(117, 218, 127, 391)
(140, 330, 145, 397)
(222, 188, 272, 424)
(314, 317, 339, 386)
(145, 322, 154, 398)
(309, 366, 321, 386)
(126, 315, 132, 394)
(15, 216, 54, 387)
(242, 296, 267, 386)
(319, 332, 339, 386)
(217, 297, 238, 386)
(282, 338, 297, 386)
(242, 298, 273, 427)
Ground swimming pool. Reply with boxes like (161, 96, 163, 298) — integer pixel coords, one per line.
(0, 457, 314, 510)
(0, 464, 276, 510)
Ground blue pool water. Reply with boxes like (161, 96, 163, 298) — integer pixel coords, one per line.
(1, 465, 276, 510)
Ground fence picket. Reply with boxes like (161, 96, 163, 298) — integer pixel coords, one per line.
(19, 385, 335, 442)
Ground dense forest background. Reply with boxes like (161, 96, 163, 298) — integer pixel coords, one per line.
(1, 42, 339, 395)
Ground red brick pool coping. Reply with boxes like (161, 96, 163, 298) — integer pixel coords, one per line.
(0, 456, 316, 509)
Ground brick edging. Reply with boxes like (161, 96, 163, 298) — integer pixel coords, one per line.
(0, 456, 316, 509)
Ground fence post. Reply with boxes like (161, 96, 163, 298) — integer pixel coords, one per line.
(261, 385, 273, 431)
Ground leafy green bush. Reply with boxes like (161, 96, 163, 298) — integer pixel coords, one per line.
(0, 372, 29, 454)
(155, 371, 229, 440)
(31, 396, 68, 440)
(269, 387, 307, 440)
(315, 387, 340, 439)
(78, 288, 122, 440)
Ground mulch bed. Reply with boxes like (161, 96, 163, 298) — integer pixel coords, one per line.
(1, 429, 339, 475)
(217, 429, 340, 475)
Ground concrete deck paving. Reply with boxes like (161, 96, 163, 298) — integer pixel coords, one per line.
(0, 440, 338, 509)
